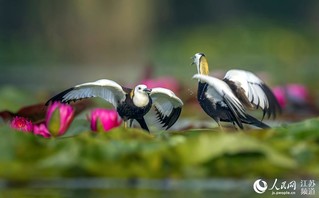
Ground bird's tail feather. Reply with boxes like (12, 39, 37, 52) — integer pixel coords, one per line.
(243, 114, 270, 129)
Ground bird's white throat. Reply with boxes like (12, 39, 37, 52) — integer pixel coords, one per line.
(133, 92, 150, 107)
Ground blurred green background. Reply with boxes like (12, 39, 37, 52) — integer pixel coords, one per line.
(1, 0, 319, 90)
(1, 1, 319, 197)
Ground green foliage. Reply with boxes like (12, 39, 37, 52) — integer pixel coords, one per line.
(1, 117, 319, 181)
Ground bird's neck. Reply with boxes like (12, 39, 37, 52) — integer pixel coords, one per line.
(198, 56, 209, 75)
(197, 82, 208, 101)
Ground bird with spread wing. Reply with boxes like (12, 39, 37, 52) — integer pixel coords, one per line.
(46, 79, 183, 132)
(192, 52, 281, 129)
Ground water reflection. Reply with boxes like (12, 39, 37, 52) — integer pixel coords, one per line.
(0, 178, 259, 198)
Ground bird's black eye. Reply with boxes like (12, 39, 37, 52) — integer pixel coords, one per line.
(138, 87, 141, 90)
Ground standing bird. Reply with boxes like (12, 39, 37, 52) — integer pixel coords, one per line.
(192, 53, 281, 129)
(45, 79, 183, 132)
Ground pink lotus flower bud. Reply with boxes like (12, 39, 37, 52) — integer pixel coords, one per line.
(89, 108, 122, 132)
(46, 102, 74, 137)
(33, 123, 51, 138)
(10, 116, 33, 132)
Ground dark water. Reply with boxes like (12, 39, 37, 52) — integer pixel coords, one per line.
(0, 178, 262, 198)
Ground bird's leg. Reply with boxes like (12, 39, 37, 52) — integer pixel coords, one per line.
(219, 124, 224, 131)
(124, 121, 128, 128)
(129, 119, 134, 127)
(232, 122, 240, 131)
(214, 117, 224, 131)
(217, 120, 224, 131)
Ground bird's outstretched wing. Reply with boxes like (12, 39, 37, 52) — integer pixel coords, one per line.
(223, 69, 281, 119)
(46, 79, 127, 108)
(193, 74, 248, 128)
(148, 88, 183, 130)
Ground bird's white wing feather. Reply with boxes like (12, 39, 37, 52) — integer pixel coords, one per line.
(47, 79, 126, 108)
(150, 88, 183, 113)
(223, 69, 280, 118)
(224, 69, 267, 109)
(193, 74, 246, 118)
(148, 88, 183, 129)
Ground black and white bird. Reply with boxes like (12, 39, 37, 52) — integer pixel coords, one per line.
(192, 52, 281, 129)
(45, 79, 183, 132)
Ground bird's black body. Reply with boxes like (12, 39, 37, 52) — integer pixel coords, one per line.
(197, 82, 269, 129)
(117, 93, 152, 131)
(117, 94, 152, 121)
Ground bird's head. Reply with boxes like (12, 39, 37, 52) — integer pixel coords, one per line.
(191, 52, 209, 75)
(132, 85, 152, 107)
(135, 85, 152, 95)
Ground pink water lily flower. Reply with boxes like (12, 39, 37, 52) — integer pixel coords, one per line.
(272, 84, 310, 108)
(272, 87, 286, 108)
(33, 123, 51, 138)
(10, 116, 33, 132)
(89, 108, 122, 132)
(46, 102, 74, 137)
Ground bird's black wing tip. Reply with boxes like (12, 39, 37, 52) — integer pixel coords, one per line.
(165, 107, 182, 130)
(260, 84, 282, 119)
(45, 87, 75, 106)
(154, 106, 182, 130)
